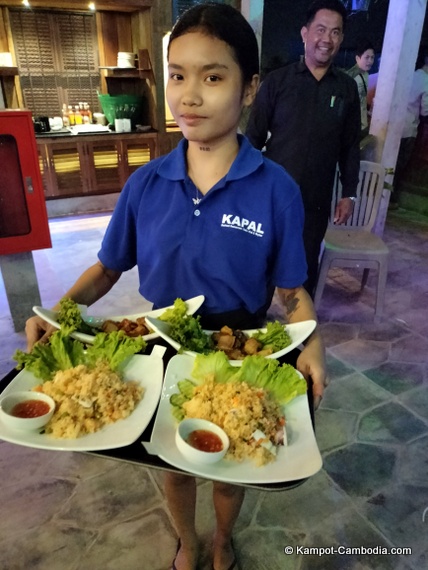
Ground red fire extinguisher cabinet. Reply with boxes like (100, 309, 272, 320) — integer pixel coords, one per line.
(0, 109, 51, 255)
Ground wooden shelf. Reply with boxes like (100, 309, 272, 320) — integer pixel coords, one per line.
(99, 50, 155, 84)
(0, 67, 19, 76)
(100, 67, 140, 78)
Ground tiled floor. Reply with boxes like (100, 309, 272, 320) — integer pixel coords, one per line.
(0, 208, 427, 570)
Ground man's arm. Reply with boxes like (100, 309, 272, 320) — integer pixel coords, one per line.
(335, 77, 361, 224)
(277, 286, 327, 409)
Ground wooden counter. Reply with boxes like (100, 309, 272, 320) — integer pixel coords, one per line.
(36, 130, 159, 199)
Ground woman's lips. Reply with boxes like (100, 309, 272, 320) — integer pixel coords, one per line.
(180, 114, 206, 126)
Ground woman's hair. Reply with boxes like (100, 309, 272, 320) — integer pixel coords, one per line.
(168, 2, 259, 85)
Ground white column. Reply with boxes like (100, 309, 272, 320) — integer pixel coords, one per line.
(369, 0, 427, 234)
(240, 0, 264, 57)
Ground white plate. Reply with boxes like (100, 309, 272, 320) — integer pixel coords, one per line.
(0, 354, 164, 451)
(33, 295, 205, 345)
(145, 317, 317, 363)
(147, 355, 322, 484)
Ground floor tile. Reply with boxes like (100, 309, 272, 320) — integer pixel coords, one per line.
(364, 362, 426, 394)
(323, 443, 397, 498)
(358, 402, 428, 444)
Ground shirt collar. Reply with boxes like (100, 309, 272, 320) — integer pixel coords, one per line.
(157, 134, 264, 182)
(297, 59, 340, 78)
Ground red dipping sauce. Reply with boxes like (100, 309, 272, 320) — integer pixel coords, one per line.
(11, 400, 50, 419)
(187, 429, 223, 453)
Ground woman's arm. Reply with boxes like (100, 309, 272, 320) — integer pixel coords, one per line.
(25, 261, 122, 350)
(276, 286, 328, 409)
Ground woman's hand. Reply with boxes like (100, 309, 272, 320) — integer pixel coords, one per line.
(296, 331, 328, 409)
(24, 261, 122, 352)
(25, 316, 57, 352)
(277, 286, 328, 408)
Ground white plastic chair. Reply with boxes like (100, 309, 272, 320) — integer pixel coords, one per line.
(314, 161, 389, 317)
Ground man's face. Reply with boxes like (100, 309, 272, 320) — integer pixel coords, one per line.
(301, 9, 344, 70)
(356, 49, 375, 72)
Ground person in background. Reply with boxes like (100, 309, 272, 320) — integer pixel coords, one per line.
(390, 50, 428, 208)
(246, 0, 361, 298)
(25, 4, 327, 570)
(347, 39, 375, 137)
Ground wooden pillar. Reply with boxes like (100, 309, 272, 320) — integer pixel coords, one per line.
(369, 0, 427, 234)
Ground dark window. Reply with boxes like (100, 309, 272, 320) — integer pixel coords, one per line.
(10, 9, 100, 118)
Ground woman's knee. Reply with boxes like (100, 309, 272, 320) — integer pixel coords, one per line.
(213, 481, 244, 497)
(165, 472, 196, 488)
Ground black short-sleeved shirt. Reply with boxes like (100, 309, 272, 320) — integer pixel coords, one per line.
(246, 61, 361, 214)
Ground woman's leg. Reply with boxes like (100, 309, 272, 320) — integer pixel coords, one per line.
(164, 472, 199, 570)
(212, 482, 245, 570)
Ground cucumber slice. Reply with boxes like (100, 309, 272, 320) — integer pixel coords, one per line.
(170, 393, 188, 407)
(177, 379, 196, 399)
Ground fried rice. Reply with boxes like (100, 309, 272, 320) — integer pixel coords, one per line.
(33, 362, 144, 438)
(182, 375, 285, 466)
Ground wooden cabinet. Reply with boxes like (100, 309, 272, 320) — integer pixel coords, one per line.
(37, 132, 158, 199)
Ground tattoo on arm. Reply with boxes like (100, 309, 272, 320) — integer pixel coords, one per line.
(282, 289, 299, 318)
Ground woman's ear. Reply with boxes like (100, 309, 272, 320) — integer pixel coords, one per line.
(243, 74, 260, 107)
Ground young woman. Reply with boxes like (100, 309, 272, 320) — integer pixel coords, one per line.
(25, 4, 327, 570)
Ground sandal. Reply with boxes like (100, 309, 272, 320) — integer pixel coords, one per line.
(171, 539, 181, 570)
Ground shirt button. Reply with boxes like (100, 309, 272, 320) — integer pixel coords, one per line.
(194, 209, 201, 216)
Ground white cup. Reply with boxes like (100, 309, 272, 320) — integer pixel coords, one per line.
(93, 112, 107, 126)
(49, 116, 63, 131)
(122, 118, 131, 132)
(114, 118, 124, 133)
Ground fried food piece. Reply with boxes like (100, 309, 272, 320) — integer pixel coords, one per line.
(101, 317, 150, 337)
(243, 337, 263, 355)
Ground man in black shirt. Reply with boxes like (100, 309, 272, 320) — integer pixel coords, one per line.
(246, 0, 360, 297)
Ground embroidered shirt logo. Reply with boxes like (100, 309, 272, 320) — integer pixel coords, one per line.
(221, 214, 264, 237)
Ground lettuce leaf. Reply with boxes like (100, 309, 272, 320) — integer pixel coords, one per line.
(251, 321, 292, 353)
(159, 298, 188, 323)
(191, 352, 307, 404)
(159, 298, 212, 353)
(232, 355, 307, 404)
(57, 298, 93, 335)
(85, 331, 145, 370)
(191, 351, 236, 384)
(13, 331, 85, 381)
(13, 329, 146, 381)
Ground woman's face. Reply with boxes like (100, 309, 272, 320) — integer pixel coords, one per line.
(166, 32, 257, 147)
(356, 49, 375, 72)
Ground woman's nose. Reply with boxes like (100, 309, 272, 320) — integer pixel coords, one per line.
(181, 82, 202, 106)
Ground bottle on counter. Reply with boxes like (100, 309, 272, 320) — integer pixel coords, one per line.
(74, 105, 83, 125)
(84, 103, 92, 123)
(68, 105, 75, 126)
(62, 104, 70, 127)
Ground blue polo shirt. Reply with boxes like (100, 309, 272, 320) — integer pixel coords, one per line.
(98, 135, 307, 316)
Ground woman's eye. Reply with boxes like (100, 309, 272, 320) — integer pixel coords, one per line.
(169, 73, 183, 81)
(206, 75, 221, 83)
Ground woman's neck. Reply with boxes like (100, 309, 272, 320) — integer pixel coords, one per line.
(186, 136, 239, 195)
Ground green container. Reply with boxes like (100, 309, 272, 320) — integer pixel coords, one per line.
(97, 94, 147, 128)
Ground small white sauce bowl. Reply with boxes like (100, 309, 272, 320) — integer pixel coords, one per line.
(0, 391, 55, 431)
(176, 418, 229, 464)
